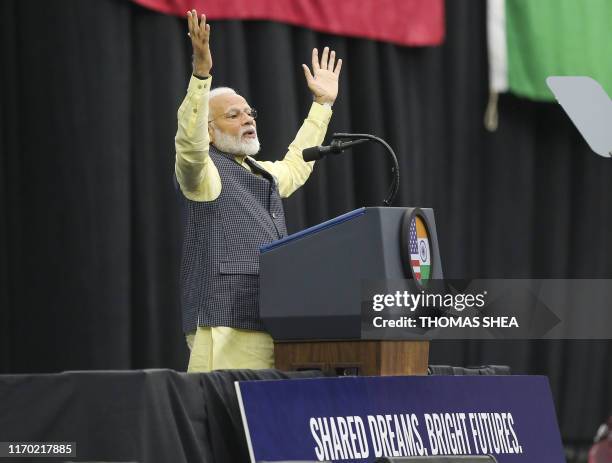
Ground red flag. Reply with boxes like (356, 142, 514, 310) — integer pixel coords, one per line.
(131, 0, 444, 47)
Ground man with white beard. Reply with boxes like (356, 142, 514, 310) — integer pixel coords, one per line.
(175, 10, 343, 372)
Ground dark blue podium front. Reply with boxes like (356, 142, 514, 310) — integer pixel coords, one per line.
(259, 207, 443, 341)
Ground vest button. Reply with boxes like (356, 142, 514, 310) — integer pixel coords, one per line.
(272, 212, 278, 219)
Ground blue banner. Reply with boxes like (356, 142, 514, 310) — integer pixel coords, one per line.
(235, 376, 564, 462)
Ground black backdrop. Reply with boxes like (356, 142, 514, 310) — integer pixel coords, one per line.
(1, 0, 611, 446)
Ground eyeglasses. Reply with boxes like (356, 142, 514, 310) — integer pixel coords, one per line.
(209, 108, 258, 123)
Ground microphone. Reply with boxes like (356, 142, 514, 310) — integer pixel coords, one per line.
(301, 145, 335, 162)
(302, 132, 401, 207)
(302, 138, 369, 162)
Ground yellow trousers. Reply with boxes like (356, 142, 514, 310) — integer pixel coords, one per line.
(185, 326, 274, 372)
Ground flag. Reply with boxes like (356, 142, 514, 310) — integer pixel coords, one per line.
(486, 0, 612, 127)
(410, 216, 431, 281)
(131, 0, 444, 47)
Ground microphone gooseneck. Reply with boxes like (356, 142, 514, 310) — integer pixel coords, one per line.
(302, 133, 400, 206)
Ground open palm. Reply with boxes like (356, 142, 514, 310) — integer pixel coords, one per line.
(302, 47, 342, 105)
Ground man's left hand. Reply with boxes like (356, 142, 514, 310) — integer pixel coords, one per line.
(302, 47, 342, 106)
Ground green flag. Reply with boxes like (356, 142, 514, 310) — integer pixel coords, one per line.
(488, 0, 612, 102)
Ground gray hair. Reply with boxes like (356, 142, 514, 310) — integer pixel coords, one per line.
(209, 86, 237, 100)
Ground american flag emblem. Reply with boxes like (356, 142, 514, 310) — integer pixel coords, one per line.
(409, 215, 431, 281)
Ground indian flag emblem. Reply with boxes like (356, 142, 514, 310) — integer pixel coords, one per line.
(410, 215, 431, 281)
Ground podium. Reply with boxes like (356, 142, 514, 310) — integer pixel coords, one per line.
(259, 207, 443, 376)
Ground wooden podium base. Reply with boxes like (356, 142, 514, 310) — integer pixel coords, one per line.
(274, 340, 429, 376)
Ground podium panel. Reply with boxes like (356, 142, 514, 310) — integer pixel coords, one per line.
(259, 207, 443, 340)
(259, 207, 443, 376)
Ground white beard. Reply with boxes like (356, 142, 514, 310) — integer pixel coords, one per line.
(212, 126, 261, 157)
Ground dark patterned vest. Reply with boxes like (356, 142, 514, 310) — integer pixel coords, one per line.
(177, 146, 288, 333)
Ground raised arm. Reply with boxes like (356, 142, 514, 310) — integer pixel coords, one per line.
(174, 10, 221, 202)
(259, 47, 343, 198)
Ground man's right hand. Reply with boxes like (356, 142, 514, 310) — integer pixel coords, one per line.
(187, 9, 212, 78)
